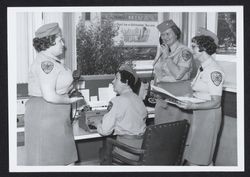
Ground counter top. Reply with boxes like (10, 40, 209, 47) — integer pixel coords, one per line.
(17, 107, 155, 141)
(223, 81, 237, 93)
(72, 121, 102, 140)
(17, 121, 102, 140)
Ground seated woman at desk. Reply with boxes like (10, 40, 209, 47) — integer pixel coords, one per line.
(93, 64, 147, 161)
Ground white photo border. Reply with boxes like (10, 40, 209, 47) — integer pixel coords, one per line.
(8, 6, 244, 172)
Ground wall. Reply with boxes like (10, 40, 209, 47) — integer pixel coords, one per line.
(217, 60, 237, 89)
(214, 91, 237, 166)
(215, 116, 237, 166)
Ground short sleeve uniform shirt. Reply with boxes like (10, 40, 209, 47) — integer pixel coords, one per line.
(97, 89, 147, 136)
(154, 43, 193, 82)
(191, 58, 224, 100)
(28, 51, 73, 96)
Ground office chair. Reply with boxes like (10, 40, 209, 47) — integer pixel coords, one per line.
(101, 120, 190, 165)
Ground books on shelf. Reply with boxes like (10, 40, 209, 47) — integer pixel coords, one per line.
(151, 85, 206, 106)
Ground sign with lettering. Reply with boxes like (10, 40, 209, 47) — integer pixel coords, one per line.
(102, 12, 158, 21)
(113, 21, 159, 46)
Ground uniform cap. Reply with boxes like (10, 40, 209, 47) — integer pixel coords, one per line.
(196, 27, 219, 45)
(35, 23, 61, 38)
(157, 19, 177, 33)
(119, 64, 138, 84)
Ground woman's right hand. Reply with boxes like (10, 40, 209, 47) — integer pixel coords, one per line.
(160, 44, 170, 58)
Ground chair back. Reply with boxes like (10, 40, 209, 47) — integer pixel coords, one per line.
(140, 120, 189, 165)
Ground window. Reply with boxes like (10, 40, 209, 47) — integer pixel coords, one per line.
(75, 12, 159, 75)
(206, 12, 237, 61)
(216, 12, 236, 55)
(85, 12, 91, 21)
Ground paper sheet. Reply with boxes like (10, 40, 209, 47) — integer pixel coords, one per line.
(151, 85, 205, 104)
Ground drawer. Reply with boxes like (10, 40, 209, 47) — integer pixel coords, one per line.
(17, 132, 24, 146)
(17, 114, 24, 127)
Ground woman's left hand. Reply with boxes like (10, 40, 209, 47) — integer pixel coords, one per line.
(177, 101, 194, 110)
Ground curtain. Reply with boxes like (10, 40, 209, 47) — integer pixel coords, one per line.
(16, 12, 68, 83)
(16, 12, 43, 83)
(63, 13, 75, 70)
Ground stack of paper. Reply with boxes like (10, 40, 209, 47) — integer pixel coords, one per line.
(98, 84, 116, 102)
(151, 85, 205, 105)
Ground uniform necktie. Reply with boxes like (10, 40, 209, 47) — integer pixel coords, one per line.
(55, 60, 61, 64)
(191, 66, 203, 87)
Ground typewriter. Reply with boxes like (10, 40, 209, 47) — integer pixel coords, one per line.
(78, 109, 108, 133)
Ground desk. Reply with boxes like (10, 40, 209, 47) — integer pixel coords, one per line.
(17, 107, 155, 142)
(17, 107, 155, 164)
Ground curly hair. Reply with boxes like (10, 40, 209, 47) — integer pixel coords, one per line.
(171, 25, 181, 40)
(118, 70, 141, 95)
(33, 34, 57, 52)
(192, 35, 217, 55)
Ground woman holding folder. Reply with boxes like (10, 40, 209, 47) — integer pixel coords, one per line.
(177, 28, 225, 166)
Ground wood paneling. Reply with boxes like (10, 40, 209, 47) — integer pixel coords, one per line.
(222, 91, 237, 118)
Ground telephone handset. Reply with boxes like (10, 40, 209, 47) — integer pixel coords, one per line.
(159, 36, 171, 53)
(159, 36, 164, 45)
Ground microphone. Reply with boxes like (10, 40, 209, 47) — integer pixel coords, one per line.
(69, 70, 90, 123)
(70, 70, 90, 109)
(69, 70, 83, 98)
(73, 70, 81, 81)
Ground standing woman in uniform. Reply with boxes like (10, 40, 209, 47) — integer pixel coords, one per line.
(24, 23, 83, 165)
(153, 20, 194, 124)
(94, 64, 147, 161)
(177, 28, 225, 166)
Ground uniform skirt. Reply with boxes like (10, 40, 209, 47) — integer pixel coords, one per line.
(185, 108, 222, 165)
(154, 81, 193, 124)
(24, 97, 78, 165)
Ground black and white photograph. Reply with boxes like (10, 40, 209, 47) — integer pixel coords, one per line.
(7, 6, 244, 172)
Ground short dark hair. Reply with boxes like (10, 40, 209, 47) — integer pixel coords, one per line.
(192, 35, 217, 55)
(171, 25, 181, 40)
(33, 34, 57, 52)
(118, 70, 141, 95)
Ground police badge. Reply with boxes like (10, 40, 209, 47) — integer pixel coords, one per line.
(211, 71, 222, 86)
(41, 61, 54, 74)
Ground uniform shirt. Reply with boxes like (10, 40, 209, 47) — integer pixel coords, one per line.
(97, 89, 147, 136)
(154, 42, 193, 82)
(191, 58, 224, 101)
(28, 51, 73, 97)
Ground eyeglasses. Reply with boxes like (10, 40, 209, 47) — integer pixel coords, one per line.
(191, 44, 199, 49)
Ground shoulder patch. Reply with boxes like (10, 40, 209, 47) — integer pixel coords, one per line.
(107, 101, 113, 112)
(182, 50, 192, 61)
(41, 61, 54, 74)
(211, 71, 222, 86)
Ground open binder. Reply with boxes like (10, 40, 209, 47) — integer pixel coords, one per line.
(151, 85, 205, 106)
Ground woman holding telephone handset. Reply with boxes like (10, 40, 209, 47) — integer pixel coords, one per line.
(153, 19, 195, 124)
